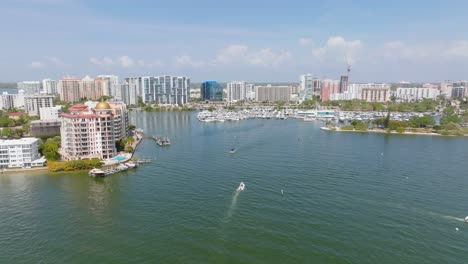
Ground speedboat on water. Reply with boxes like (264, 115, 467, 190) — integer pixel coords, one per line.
(465, 216, 468, 223)
(229, 148, 236, 154)
(237, 182, 245, 191)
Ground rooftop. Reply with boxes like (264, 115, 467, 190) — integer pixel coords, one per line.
(0, 137, 39, 145)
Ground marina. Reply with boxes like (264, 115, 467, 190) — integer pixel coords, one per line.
(196, 108, 436, 123)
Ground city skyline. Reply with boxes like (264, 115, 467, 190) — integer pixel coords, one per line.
(2, 0, 468, 82)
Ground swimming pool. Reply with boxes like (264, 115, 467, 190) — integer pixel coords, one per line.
(111, 155, 126, 161)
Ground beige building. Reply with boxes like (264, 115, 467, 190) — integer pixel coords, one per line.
(58, 76, 110, 102)
(60, 101, 129, 160)
(255, 85, 291, 102)
(361, 88, 390, 102)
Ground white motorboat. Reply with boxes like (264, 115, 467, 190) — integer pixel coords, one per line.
(116, 164, 129, 171)
(237, 182, 245, 191)
(465, 216, 468, 223)
(125, 162, 138, 168)
(89, 168, 106, 177)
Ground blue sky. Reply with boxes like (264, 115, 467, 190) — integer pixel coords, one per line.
(1, 0, 468, 82)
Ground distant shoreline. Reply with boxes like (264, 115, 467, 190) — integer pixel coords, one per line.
(320, 127, 468, 137)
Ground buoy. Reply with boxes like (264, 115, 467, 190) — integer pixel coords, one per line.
(456, 227, 459, 231)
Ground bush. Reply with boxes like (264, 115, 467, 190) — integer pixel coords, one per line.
(47, 158, 103, 172)
(340, 125, 354, 131)
(396, 127, 405, 134)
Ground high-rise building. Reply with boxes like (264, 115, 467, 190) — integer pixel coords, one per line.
(60, 101, 128, 160)
(453, 81, 468, 97)
(97, 75, 119, 96)
(300, 74, 313, 99)
(24, 95, 55, 116)
(227, 81, 247, 102)
(0, 92, 18, 110)
(321, 79, 340, 101)
(255, 85, 291, 102)
(116, 83, 138, 106)
(339, 75, 349, 93)
(58, 76, 110, 102)
(42, 79, 58, 94)
(124, 75, 190, 104)
(58, 78, 81, 102)
(17, 81, 42, 95)
(201, 81, 223, 101)
(440, 83, 453, 98)
(0, 138, 44, 168)
(451, 86, 465, 98)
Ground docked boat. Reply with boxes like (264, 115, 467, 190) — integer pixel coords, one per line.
(116, 164, 129, 171)
(125, 162, 138, 168)
(89, 168, 106, 177)
(237, 182, 245, 191)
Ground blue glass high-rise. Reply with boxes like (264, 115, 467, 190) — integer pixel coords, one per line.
(201, 81, 223, 101)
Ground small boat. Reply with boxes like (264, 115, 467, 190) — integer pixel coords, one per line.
(153, 136, 171, 146)
(229, 148, 236, 154)
(237, 182, 245, 191)
(89, 168, 106, 177)
(116, 164, 129, 171)
(125, 162, 138, 168)
(465, 216, 468, 223)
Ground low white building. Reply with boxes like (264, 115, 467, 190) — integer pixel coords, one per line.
(0, 138, 45, 168)
(39, 106, 62, 120)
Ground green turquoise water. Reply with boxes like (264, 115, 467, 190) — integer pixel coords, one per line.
(1, 111, 468, 263)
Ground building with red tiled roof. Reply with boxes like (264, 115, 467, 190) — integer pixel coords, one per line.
(60, 101, 129, 161)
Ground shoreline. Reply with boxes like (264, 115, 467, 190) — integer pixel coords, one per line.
(1, 131, 144, 175)
(320, 127, 468, 137)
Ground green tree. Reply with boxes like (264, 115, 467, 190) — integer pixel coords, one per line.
(41, 141, 60, 161)
(440, 115, 462, 125)
(443, 106, 456, 115)
(409, 115, 435, 128)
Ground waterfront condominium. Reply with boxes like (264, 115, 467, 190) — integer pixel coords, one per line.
(124, 75, 190, 104)
(201, 81, 223, 101)
(227, 81, 247, 102)
(24, 95, 55, 116)
(255, 85, 291, 102)
(60, 101, 129, 160)
(0, 138, 45, 168)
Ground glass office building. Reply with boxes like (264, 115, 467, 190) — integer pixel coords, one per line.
(201, 81, 223, 101)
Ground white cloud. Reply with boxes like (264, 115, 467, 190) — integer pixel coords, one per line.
(47, 56, 64, 65)
(312, 36, 362, 64)
(445, 40, 468, 57)
(119, 56, 134, 68)
(90, 57, 114, 66)
(214, 44, 291, 67)
(216, 44, 249, 64)
(299, 38, 313, 46)
(136, 59, 164, 68)
(247, 49, 291, 66)
(174, 55, 205, 68)
(30, 61, 43, 68)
